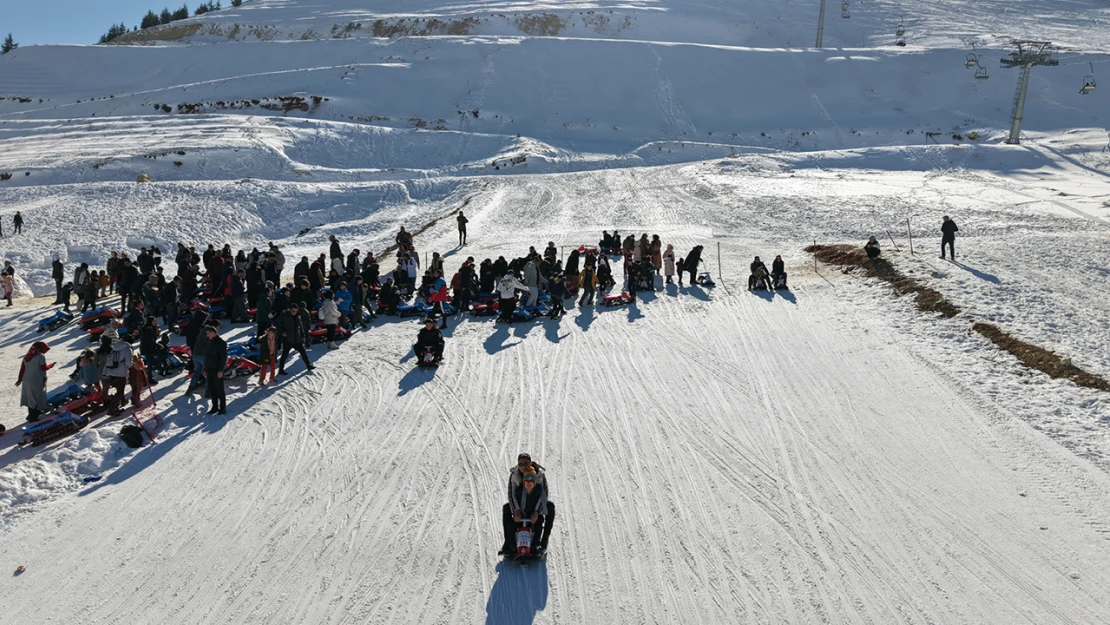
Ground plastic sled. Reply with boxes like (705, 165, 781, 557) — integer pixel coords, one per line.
(79, 306, 120, 329)
(471, 303, 498, 317)
(223, 357, 261, 380)
(19, 411, 89, 447)
(47, 383, 88, 408)
(37, 310, 75, 333)
(602, 292, 634, 307)
(697, 272, 716, 288)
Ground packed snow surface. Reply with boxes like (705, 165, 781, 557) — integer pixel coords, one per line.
(1, 0, 1109, 623)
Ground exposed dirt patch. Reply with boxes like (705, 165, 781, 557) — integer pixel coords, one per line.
(163, 95, 328, 115)
(807, 244, 959, 318)
(807, 243, 1110, 392)
(371, 17, 480, 38)
(515, 14, 564, 36)
(972, 323, 1110, 392)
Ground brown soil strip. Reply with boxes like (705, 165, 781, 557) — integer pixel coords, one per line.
(806, 244, 1110, 393)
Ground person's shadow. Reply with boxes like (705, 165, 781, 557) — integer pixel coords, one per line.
(951, 260, 1001, 284)
(484, 560, 549, 625)
(575, 306, 596, 332)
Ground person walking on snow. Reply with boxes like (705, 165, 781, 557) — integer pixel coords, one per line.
(17, 341, 54, 422)
(52, 256, 64, 304)
(941, 215, 959, 260)
(274, 303, 315, 374)
(13, 211, 23, 234)
(457, 211, 469, 246)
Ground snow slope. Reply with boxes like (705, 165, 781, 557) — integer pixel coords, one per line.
(1, 0, 1110, 622)
(1, 178, 1109, 623)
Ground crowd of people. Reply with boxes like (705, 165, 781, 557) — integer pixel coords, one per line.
(11, 227, 719, 424)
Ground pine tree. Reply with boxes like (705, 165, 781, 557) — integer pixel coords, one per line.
(98, 22, 129, 44)
(141, 10, 161, 29)
(172, 5, 189, 20)
(1, 33, 16, 55)
(195, 3, 209, 15)
(160, 8, 174, 24)
(231, 0, 242, 6)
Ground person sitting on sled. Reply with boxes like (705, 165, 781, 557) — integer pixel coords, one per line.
(413, 317, 444, 364)
(500, 453, 555, 557)
(771, 255, 788, 288)
(748, 256, 771, 290)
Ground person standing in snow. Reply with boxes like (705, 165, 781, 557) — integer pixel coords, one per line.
(497, 271, 529, 324)
(457, 211, 469, 246)
(16, 341, 53, 422)
(103, 334, 134, 416)
(258, 327, 279, 386)
(578, 265, 598, 306)
(51, 256, 65, 304)
(683, 245, 703, 286)
(940, 215, 959, 260)
(663, 244, 676, 284)
(13, 211, 23, 235)
(2, 270, 14, 307)
(522, 258, 541, 307)
(318, 289, 341, 350)
(203, 325, 228, 415)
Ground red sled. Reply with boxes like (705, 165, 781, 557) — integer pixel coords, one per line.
(308, 326, 351, 344)
(223, 357, 261, 380)
(602, 292, 634, 307)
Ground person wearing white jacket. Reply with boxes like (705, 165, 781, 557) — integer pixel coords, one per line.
(497, 273, 529, 324)
(318, 291, 342, 349)
(522, 260, 541, 307)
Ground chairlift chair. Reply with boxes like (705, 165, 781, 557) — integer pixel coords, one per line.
(1080, 62, 1096, 94)
(975, 65, 989, 80)
(841, 1, 850, 19)
(965, 53, 979, 69)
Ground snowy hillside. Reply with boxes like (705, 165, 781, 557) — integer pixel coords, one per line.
(1, 0, 1110, 623)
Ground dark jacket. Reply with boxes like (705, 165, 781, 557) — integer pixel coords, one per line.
(255, 292, 273, 327)
(184, 310, 209, 348)
(139, 324, 160, 356)
(329, 239, 343, 260)
(565, 250, 580, 275)
(294, 259, 310, 281)
(685, 246, 703, 270)
(457, 214, 468, 230)
(941, 219, 959, 238)
(52, 259, 64, 281)
(772, 258, 785, 275)
(750, 261, 769, 276)
(204, 335, 228, 372)
(415, 327, 444, 351)
(273, 309, 309, 345)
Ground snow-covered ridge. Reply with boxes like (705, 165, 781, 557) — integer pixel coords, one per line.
(107, 0, 1110, 51)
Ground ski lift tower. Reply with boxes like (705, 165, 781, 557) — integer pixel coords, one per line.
(816, 0, 827, 48)
(1000, 41, 1059, 145)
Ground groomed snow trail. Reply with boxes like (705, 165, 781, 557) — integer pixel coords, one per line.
(2, 174, 1109, 624)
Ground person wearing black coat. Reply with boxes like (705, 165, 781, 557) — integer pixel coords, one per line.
(457, 211, 468, 246)
(139, 317, 163, 382)
(683, 245, 703, 285)
(184, 308, 209, 349)
(749, 257, 770, 290)
(294, 257, 310, 282)
(941, 215, 959, 260)
(492, 256, 509, 281)
(52, 257, 64, 304)
(479, 259, 495, 293)
(245, 261, 263, 308)
(564, 249, 580, 278)
(117, 259, 138, 312)
(162, 277, 180, 333)
(273, 304, 314, 374)
(230, 271, 248, 322)
(203, 326, 228, 415)
(329, 236, 343, 261)
(413, 318, 445, 362)
(378, 278, 401, 315)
